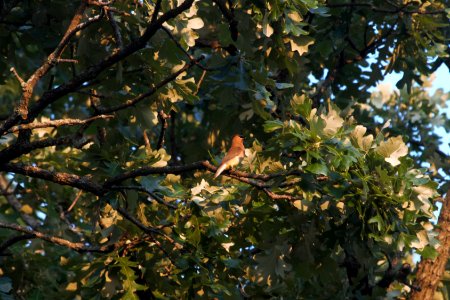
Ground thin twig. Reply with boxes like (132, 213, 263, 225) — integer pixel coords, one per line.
(161, 26, 194, 60)
(143, 129, 151, 153)
(75, 90, 106, 98)
(67, 189, 83, 212)
(106, 7, 131, 17)
(263, 188, 302, 201)
(56, 58, 79, 64)
(70, 44, 77, 77)
(196, 69, 207, 94)
(57, 204, 84, 238)
(169, 110, 177, 161)
(116, 206, 179, 247)
(157, 110, 170, 150)
(10, 67, 25, 86)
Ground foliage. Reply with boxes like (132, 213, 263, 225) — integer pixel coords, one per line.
(0, 0, 448, 298)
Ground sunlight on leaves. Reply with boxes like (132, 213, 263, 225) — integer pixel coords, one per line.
(376, 136, 408, 166)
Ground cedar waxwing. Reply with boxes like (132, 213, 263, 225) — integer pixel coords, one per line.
(214, 134, 245, 178)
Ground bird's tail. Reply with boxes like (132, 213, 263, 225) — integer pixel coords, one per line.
(214, 164, 227, 178)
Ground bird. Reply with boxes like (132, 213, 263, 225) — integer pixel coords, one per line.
(214, 134, 245, 178)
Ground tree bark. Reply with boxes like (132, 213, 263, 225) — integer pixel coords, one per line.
(410, 189, 450, 299)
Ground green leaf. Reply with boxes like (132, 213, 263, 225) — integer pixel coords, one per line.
(375, 136, 408, 166)
(368, 214, 384, 231)
(263, 120, 284, 132)
(289, 36, 315, 55)
(306, 163, 328, 175)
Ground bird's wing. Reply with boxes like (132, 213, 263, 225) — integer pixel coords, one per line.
(221, 147, 244, 164)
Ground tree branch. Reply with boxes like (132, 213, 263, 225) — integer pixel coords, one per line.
(410, 189, 450, 299)
(1, 160, 319, 203)
(0, 129, 94, 163)
(263, 188, 302, 201)
(116, 206, 181, 249)
(7, 114, 113, 133)
(161, 26, 195, 60)
(104, 160, 211, 187)
(66, 189, 84, 212)
(0, 234, 36, 255)
(157, 110, 170, 150)
(0, 163, 104, 195)
(0, 0, 196, 135)
(10, 67, 25, 86)
(0, 221, 113, 253)
(15, 2, 103, 119)
(151, 0, 163, 24)
(212, 0, 238, 41)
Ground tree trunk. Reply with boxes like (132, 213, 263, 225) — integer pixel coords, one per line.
(410, 189, 450, 299)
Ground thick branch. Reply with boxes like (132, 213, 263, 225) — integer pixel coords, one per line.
(105, 160, 211, 187)
(15, 2, 100, 119)
(0, 234, 36, 255)
(212, 0, 238, 41)
(7, 114, 113, 133)
(1, 160, 314, 202)
(105, 160, 285, 186)
(0, 221, 112, 252)
(0, 163, 103, 195)
(0, 135, 78, 162)
(410, 189, 450, 299)
(0, 0, 196, 135)
(151, 0, 163, 24)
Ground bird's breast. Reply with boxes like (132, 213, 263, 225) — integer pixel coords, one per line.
(226, 156, 243, 168)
